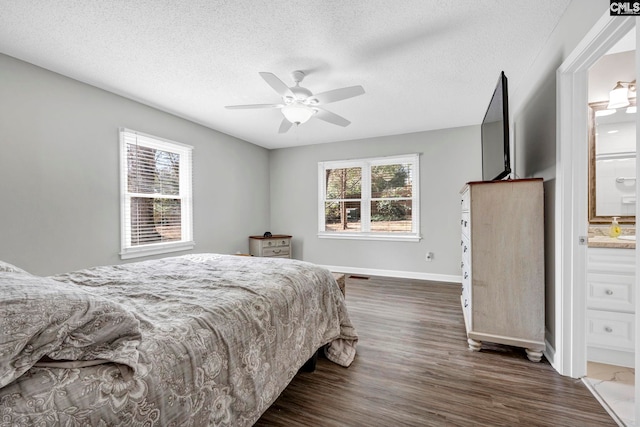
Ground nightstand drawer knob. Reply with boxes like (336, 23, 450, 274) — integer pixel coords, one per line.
(604, 326, 613, 333)
(605, 289, 613, 295)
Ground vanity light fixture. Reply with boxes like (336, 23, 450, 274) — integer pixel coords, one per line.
(607, 80, 636, 109)
(595, 109, 616, 117)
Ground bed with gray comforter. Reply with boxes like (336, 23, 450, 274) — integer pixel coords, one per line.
(0, 253, 357, 426)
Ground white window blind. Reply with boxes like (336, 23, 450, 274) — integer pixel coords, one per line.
(318, 154, 420, 241)
(119, 128, 194, 259)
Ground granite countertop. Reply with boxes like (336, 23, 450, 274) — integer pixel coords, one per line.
(588, 226, 636, 249)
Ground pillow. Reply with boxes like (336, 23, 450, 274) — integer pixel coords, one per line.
(0, 260, 29, 274)
(0, 272, 141, 388)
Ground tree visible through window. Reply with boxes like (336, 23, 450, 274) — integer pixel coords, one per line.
(318, 154, 420, 241)
(120, 129, 194, 259)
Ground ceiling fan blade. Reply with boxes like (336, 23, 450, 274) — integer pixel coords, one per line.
(259, 72, 294, 98)
(278, 118, 294, 133)
(310, 85, 365, 104)
(225, 103, 283, 109)
(314, 108, 351, 127)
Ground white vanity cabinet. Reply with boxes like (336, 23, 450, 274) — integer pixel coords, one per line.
(460, 179, 545, 362)
(586, 247, 635, 368)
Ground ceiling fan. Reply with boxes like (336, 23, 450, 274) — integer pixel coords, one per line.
(225, 70, 365, 133)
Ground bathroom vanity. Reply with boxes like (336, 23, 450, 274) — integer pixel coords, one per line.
(587, 234, 636, 368)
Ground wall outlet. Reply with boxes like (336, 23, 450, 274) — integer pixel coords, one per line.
(426, 252, 434, 262)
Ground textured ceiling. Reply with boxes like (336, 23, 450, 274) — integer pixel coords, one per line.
(0, 1, 572, 149)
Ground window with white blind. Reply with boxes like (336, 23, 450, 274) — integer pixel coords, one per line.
(318, 154, 420, 241)
(119, 128, 194, 259)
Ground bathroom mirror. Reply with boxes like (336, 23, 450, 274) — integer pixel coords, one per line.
(588, 99, 636, 223)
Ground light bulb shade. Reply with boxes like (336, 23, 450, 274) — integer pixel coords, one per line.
(281, 103, 315, 124)
(595, 109, 616, 117)
(608, 85, 630, 109)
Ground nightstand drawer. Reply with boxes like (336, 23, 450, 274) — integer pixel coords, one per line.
(262, 247, 290, 257)
(263, 238, 290, 248)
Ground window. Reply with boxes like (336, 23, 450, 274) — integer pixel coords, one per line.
(318, 154, 420, 241)
(119, 128, 194, 259)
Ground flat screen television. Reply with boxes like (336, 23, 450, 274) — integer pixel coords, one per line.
(481, 71, 511, 181)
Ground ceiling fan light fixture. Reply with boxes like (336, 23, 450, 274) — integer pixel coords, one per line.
(281, 103, 316, 124)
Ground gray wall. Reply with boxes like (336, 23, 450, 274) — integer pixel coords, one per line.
(0, 53, 270, 275)
(269, 126, 480, 280)
(510, 0, 608, 352)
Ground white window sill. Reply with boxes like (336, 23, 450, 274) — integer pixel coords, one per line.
(120, 241, 195, 260)
(317, 232, 421, 242)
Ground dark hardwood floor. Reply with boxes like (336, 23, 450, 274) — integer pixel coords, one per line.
(256, 276, 616, 426)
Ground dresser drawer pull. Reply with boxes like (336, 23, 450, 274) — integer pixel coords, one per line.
(461, 261, 464, 269)
(273, 249, 281, 254)
(604, 326, 613, 333)
(464, 299, 468, 308)
(464, 272, 468, 279)
(463, 246, 468, 253)
(605, 289, 613, 295)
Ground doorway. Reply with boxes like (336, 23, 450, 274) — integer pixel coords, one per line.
(556, 11, 637, 426)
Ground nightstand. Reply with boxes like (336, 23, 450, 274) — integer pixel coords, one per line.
(249, 235, 292, 258)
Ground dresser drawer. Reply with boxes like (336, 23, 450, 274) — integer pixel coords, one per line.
(461, 234, 470, 262)
(460, 212, 470, 238)
(460, 187, 470, 212)
(587, 272, 635, 312)
(586, 309, 635, 351)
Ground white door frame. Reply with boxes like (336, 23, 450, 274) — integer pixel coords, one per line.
(555, 13, 635, 378)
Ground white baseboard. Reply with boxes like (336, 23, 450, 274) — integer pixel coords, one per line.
(543, 337, 556, 371)
(320, 264, 461, 284)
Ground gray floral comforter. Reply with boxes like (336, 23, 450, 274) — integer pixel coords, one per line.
(0, 254, 357, 426)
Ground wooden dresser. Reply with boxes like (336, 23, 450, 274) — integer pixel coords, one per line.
(460, 179, 545, 362)
(249, 235, 292, 258)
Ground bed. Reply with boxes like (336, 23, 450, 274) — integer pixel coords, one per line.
(0, 253, 357, 426)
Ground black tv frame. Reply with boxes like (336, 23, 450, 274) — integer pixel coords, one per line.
(481, 71, 511, 181)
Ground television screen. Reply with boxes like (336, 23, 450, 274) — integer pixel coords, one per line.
(481, 71, 511, 181)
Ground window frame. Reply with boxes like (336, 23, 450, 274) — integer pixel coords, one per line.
(119, 128, 194, 259)
(317, 153, 420, 242)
